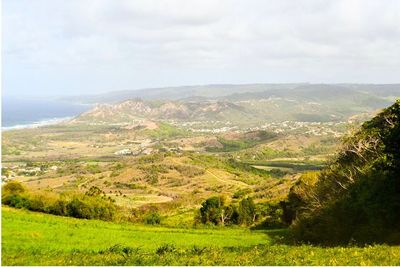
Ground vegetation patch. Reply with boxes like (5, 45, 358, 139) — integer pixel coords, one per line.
(2, 182, 117, 221)
(2, 207, 400, 266)
(282, 100, 400, 245)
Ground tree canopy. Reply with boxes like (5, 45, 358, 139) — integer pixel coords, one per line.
(283, 100, 400, 245)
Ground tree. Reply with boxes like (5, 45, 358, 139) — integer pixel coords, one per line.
(2, 181, 28, 207)
(199, 196, 225, 225)
(144, 212, 161, 225)
(199, 195, 258, 226)
(280, 171, 320, 225)
(221, 204, 239, 226)
(2, 181, 25, 195)
(238, 197, 256, 225)
(286, 100, 400, 245)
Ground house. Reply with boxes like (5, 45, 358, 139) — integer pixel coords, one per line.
(114, 149, 133, 156)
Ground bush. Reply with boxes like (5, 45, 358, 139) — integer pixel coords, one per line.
(49, 199, 69, 216)
(238, 197, 256, 226)
(285, 100, 400, 245)
(156, 244, 176, 255)
(198, 196, 241, 226)
(2, 181, 30, 208)
(2, 180, 25, 194)
(3, 194, 31, 209)
(144, 212, 161, 225)
(1, 181, 117, 221)
(67, 198, 92, 219)
(67, 196, 116, 220)
(199, 196, 225, 225)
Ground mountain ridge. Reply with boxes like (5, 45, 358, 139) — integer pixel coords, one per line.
(62, 83, 400, 104)
(71, 84, 400, 125)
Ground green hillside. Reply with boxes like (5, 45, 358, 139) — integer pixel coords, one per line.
(62, 83, 400, 104)
(283, 99, 400, 245)
(69, 84, 400, 125)
(3, 207, 400, 266)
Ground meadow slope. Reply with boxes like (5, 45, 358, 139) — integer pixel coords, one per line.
(2, 207, 400, 266)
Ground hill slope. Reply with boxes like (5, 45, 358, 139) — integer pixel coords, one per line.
(62, 83, 303, 103)
(284, 100, 400, 245)
(72, 99, 254, 124)
(63, 83, 400, 104)
(70, 84, 400, 125)
(3, 207, 399, 266)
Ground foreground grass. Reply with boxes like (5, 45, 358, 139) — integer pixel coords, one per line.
(2, 207, 400, 266)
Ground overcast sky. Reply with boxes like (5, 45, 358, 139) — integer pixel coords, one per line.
(3, 0, 400, 97)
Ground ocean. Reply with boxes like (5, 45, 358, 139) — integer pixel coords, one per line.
(2, 97, 92, 131)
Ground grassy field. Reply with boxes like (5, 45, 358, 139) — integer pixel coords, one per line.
(2, 207, 400, 266)
(2, 123, 335, 220)
(3, 152, 297, 226)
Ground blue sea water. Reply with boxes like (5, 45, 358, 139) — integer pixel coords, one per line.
(2, 96, 92, 130)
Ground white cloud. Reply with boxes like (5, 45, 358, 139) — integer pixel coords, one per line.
(3, 0, 400, 96)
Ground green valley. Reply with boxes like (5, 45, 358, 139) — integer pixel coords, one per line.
(2, 85, 400, 265)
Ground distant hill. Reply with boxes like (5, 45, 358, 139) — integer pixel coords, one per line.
(63, 83, 400, 104)
(71, 99, 255, 124)
(62, 83, 307, 103)
(71, 83, 400, 125)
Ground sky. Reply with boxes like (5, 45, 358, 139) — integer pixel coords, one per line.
(2, 0, 400, 97)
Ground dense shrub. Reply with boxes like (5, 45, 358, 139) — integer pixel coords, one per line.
(284, 100, 400, 245)
(2, 180, 25, 195)
(252, 202, 285, 229)
(2, 181, 117, 221)
(156, 244, 176, 255)
(280, 171, 320, 225)
(3, 194, 31, 209)
(2, 181, 30, 209)
(238, 197, 256, 226)
(66, 196, 116, 220)
(198, 196, 259, 226)
(199, 196, 226, 225)
(48, 199, 69, 216)
(144, 212, 161, 225)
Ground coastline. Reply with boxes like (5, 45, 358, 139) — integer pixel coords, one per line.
(2, 116, 73, 132)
